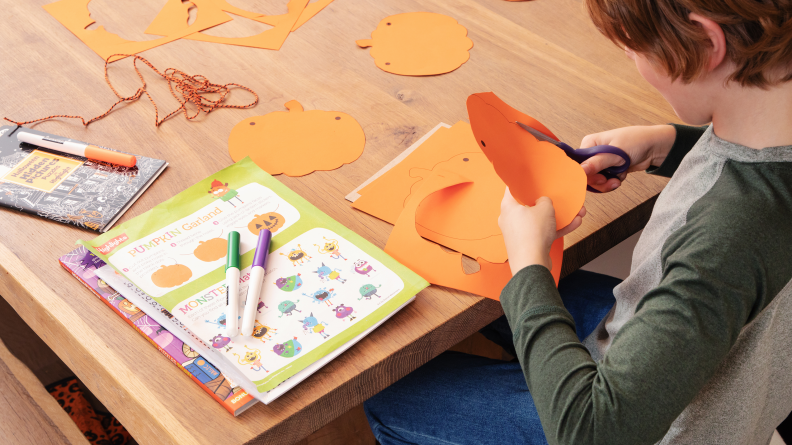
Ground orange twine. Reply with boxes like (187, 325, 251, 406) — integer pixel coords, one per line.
(4, 54, 259, 127)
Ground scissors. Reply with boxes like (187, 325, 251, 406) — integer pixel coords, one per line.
(516, 122, 631, 193)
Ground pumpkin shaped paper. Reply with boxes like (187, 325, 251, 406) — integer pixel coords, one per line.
(247, 212, 286, 235)
(193, 238, 228, 262)
(466, 92, 587, 230)
(356, 12, 473, 76)
(151, 264, 193, 288)
(228, 100, 365, 176)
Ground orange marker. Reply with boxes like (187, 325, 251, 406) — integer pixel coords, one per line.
(17, 132, 136, 167)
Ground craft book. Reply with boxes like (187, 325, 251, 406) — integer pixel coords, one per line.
(59, 245, 257, 416)
(0, 125, 167, 232)
(78, 158, 429, 402)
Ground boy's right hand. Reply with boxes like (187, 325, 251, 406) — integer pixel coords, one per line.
(579, 125, 676, 192)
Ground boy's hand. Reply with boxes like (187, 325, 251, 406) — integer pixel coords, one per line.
(580, 124, 676, 192)
(499, 188, 585, 276)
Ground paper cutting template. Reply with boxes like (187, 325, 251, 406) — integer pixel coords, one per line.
(357, 12, 473, 76)
(228, 100, 365, 177)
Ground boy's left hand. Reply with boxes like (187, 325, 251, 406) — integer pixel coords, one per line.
(499, 188, 586, 276)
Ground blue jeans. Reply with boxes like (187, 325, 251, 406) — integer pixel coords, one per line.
(364, 270, 620, 445)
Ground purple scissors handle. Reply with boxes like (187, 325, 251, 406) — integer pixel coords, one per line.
(516, 122, 631, 193)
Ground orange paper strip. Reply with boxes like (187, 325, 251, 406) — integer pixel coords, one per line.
(353, 122, 509, 263)
(384, 169, 562, 300)
(356, 12, 473, 76)
(466, 92, 587, 229)
(228, 100, 365, 177)
(43, 0, 232, 62)
(145, 0, 309, 51)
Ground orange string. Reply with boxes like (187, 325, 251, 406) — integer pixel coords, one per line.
(4, 54, 259, 127)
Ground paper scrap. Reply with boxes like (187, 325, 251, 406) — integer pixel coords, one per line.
(146, 0, 308, 51)
(384, 169, 562, 300)
(43, 0, 232, 62)
(228, 100, 365, 177)
(466, 92, 586, 229)
(356, 12, 473, 76)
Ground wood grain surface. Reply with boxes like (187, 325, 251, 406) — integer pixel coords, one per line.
(0, 336, 90, 445)
(0, 0, 675, 443)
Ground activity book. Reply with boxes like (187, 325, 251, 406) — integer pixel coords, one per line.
(0, 125, 167, 232)
(59, 246, 257, 416)
(77, 158, 429, 404)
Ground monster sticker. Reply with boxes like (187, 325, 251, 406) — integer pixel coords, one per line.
(275, 274, 303, 292)
(314, 236, 347, 261)
(208, 179, 244, 208)
(299, 313, 330, 339)
(280, 244, 312, 267)
(313, 263, 347, 284)
(277, 300, 302, 318)
(272, 337, 303, 358)
(353, 259, 376, 277)
(210, 333, 233, 352)
(252, 321, 277, 343)
(151, 263, 192, 288)
(358, 284, 382, 300)
(233, 345, 269, 372)
(303, 287, 336, 307)
(332, 304, 356, 322)
(205, 313, 227, 329)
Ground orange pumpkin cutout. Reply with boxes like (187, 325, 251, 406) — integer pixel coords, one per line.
(151, 264, 193, 288)
(228, 100, 365, 176)
(194, 238, 228, 262)
(356, 12, 473, 76)
(247, 212, 286, 236)
(466, 92, 587, 230)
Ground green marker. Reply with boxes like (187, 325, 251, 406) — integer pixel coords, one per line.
(225, 231, 241, 337)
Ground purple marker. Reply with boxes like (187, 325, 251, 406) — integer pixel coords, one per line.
(240, 229, 272, 336)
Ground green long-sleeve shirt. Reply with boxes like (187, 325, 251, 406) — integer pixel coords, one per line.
(501, 124, 792, 445)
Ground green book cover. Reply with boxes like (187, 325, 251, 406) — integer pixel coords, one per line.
(79, 158, 429, 394)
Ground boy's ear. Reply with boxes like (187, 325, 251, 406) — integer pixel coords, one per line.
(689, 12, 727, 72)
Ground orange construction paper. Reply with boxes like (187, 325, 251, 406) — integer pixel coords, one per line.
(466, 92, 587, 230)
(353, 122, 509, 263)
(356, 12, 473, 76)
(43, 0, 232, 62)
(384, 169, 562, 300)
(145, 0, 309, 51)
(228, 100, 365, 176)
(256, 0, 335, 31)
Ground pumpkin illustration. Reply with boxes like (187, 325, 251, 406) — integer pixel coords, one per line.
(193, 237, 228, 262)
(466, 92, 586, 230)
(228, 100, 365, 177)
(356, 12, 473, 76)
(247, 212, 285, 235)
(151, 264, 193, 288)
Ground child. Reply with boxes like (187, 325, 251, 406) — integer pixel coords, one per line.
(364, 1, 792, 444)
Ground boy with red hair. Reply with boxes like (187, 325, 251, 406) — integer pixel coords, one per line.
(365, 1, 792, 444)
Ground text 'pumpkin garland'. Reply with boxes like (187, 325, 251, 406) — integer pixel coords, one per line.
(228, 100, 366, 177)
(357, 12, 473, 76)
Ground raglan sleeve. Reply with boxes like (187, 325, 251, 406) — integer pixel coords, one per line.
(646, 124, 708, 178)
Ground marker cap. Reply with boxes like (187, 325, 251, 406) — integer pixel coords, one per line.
(84, 145, 137, 168)
(226, 231, 240, 271)
(252, 229, 272, 268)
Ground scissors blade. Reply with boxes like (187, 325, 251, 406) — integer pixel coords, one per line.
(516, 121, 564, 148)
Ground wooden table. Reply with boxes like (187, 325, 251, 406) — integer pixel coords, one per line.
(0, 0, 676, 443)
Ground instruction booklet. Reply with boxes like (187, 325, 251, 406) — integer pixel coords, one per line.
(79, 158, 429, 402)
